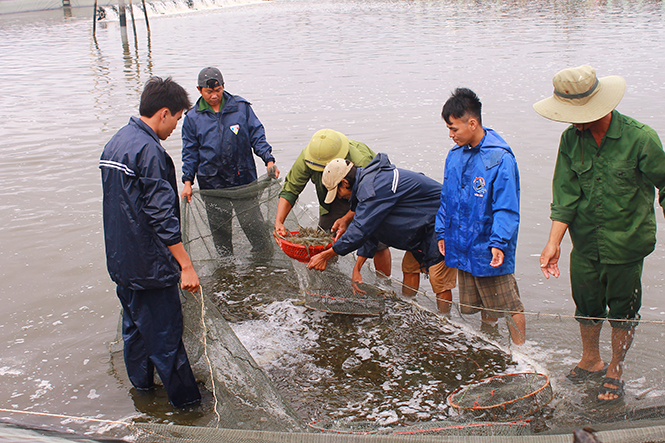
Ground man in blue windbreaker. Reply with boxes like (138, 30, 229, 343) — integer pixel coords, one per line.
(307, 154, 457, 310)
(100, 77, 201, 408)
(181, 67, 279, 255)
(435, 88, 525, 345)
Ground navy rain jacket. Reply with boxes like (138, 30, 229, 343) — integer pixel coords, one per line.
(333, 153, 444, 268)
(181, 92, 275, 189)
(100, 117, 182, 290)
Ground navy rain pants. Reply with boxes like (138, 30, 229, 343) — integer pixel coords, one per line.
(116, 285, 201, 408)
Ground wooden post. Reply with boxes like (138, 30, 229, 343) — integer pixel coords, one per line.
(141, 0, 150, 34)
(118, 0, 128, 45)
(92, 0, 97, 37)
(127, 0, 138, 43)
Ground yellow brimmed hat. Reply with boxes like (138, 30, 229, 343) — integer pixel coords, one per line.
(533, 65, 625, 124)
(304, 129, 350, 172)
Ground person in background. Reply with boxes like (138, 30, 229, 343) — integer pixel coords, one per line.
(181, 67, 279, 256)
(535, 65, 665, 402)
(100, 77, 201, 408)
(435, 88, 525, 345)
(274, 129, 391, 276)
(307, 155, 456, 299)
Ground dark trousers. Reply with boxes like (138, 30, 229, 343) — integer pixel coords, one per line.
(318, 198, 350, 231)
(202, 194, 271, 255)
(116, 285, 201, 408)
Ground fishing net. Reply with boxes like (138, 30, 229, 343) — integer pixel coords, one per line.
(390, 420, 531, 436)
(182, 174, 386, 316)
(448, 372, 553, 422)
(108, 175, 304, 431)
(101, 172, 665, 443)
(181, 174, 284, 275)
(296, 261, 387, 316)
(308, 418, 530, 436)
(128, 422, 665, 442)
(174, 173, 387, 427)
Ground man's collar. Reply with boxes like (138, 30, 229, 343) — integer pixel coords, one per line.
(198, 97, 215, 112)
(131, 116, 161, 144)
(197, 93, 227, 112)
(604, 110, 622, 140)
(466, 129, 487, 150)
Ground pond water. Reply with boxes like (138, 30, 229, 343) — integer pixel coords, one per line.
(1, 0, 665, 438)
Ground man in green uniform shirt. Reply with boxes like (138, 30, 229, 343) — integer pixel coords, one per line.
(535, 65, 665, 402)
(274, 129, 391, 276)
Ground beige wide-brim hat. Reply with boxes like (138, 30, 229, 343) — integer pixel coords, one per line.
(533, 65, 626, 124)
(322, 158, 353, 204)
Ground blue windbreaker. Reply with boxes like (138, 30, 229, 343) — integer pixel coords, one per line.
(181, 92, 275, 189)
(333, 153, 444, 268)
(435, 128, 520, 277)
(99, 117, 182, 290)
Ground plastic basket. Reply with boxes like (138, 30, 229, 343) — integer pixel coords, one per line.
(274, 231, 332, 263)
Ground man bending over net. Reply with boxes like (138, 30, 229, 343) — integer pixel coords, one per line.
(307, 155, 456, 314)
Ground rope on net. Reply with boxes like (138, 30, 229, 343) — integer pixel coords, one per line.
(363, 258, 665, 327)
(196, 286, 221, 424)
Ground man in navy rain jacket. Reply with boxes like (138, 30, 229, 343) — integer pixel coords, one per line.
(100, 77, 201, 408)
(308, 154, 457, 306)
(435, 88, 525, 344)
(181, 67, 279, 255)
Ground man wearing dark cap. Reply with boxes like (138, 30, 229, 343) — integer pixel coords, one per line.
(535, 65, 665, 402)
(181, 67, 279, 255)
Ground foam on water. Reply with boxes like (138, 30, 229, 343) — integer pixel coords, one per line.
(225, 290, 520, 427)
(230, 299, 320, 367)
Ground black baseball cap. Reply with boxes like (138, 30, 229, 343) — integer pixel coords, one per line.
(197, 67, 224, 88)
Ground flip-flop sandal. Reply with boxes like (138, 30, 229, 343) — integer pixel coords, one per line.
(597, 377, 625, 403)
(566, 363, 608, 383)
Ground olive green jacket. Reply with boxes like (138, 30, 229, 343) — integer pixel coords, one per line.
(551, 110, 665, 263)
(279, 140, 375, 215)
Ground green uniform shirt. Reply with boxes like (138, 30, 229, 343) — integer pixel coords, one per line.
(280, 139, 376, 215)
(550, 110, 665, 264)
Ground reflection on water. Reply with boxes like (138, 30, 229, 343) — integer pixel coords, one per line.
(1, 0, 665, 438)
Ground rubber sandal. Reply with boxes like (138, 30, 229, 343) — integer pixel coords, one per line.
(566, 363, 608, 383)
(597, 377, 625, 403)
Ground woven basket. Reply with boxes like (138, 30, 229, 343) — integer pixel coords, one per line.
(274, 231, 332, 263)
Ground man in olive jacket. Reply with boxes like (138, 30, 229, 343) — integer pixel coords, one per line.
(535, 65, 665, 403)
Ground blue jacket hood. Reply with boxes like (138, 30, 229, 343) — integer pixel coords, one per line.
(449, 127, 515, 168)
(353, 152, 394, 203)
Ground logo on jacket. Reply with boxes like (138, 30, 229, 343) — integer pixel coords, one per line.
(230, 124, 239, 135)
(473, 176, 486, 197)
